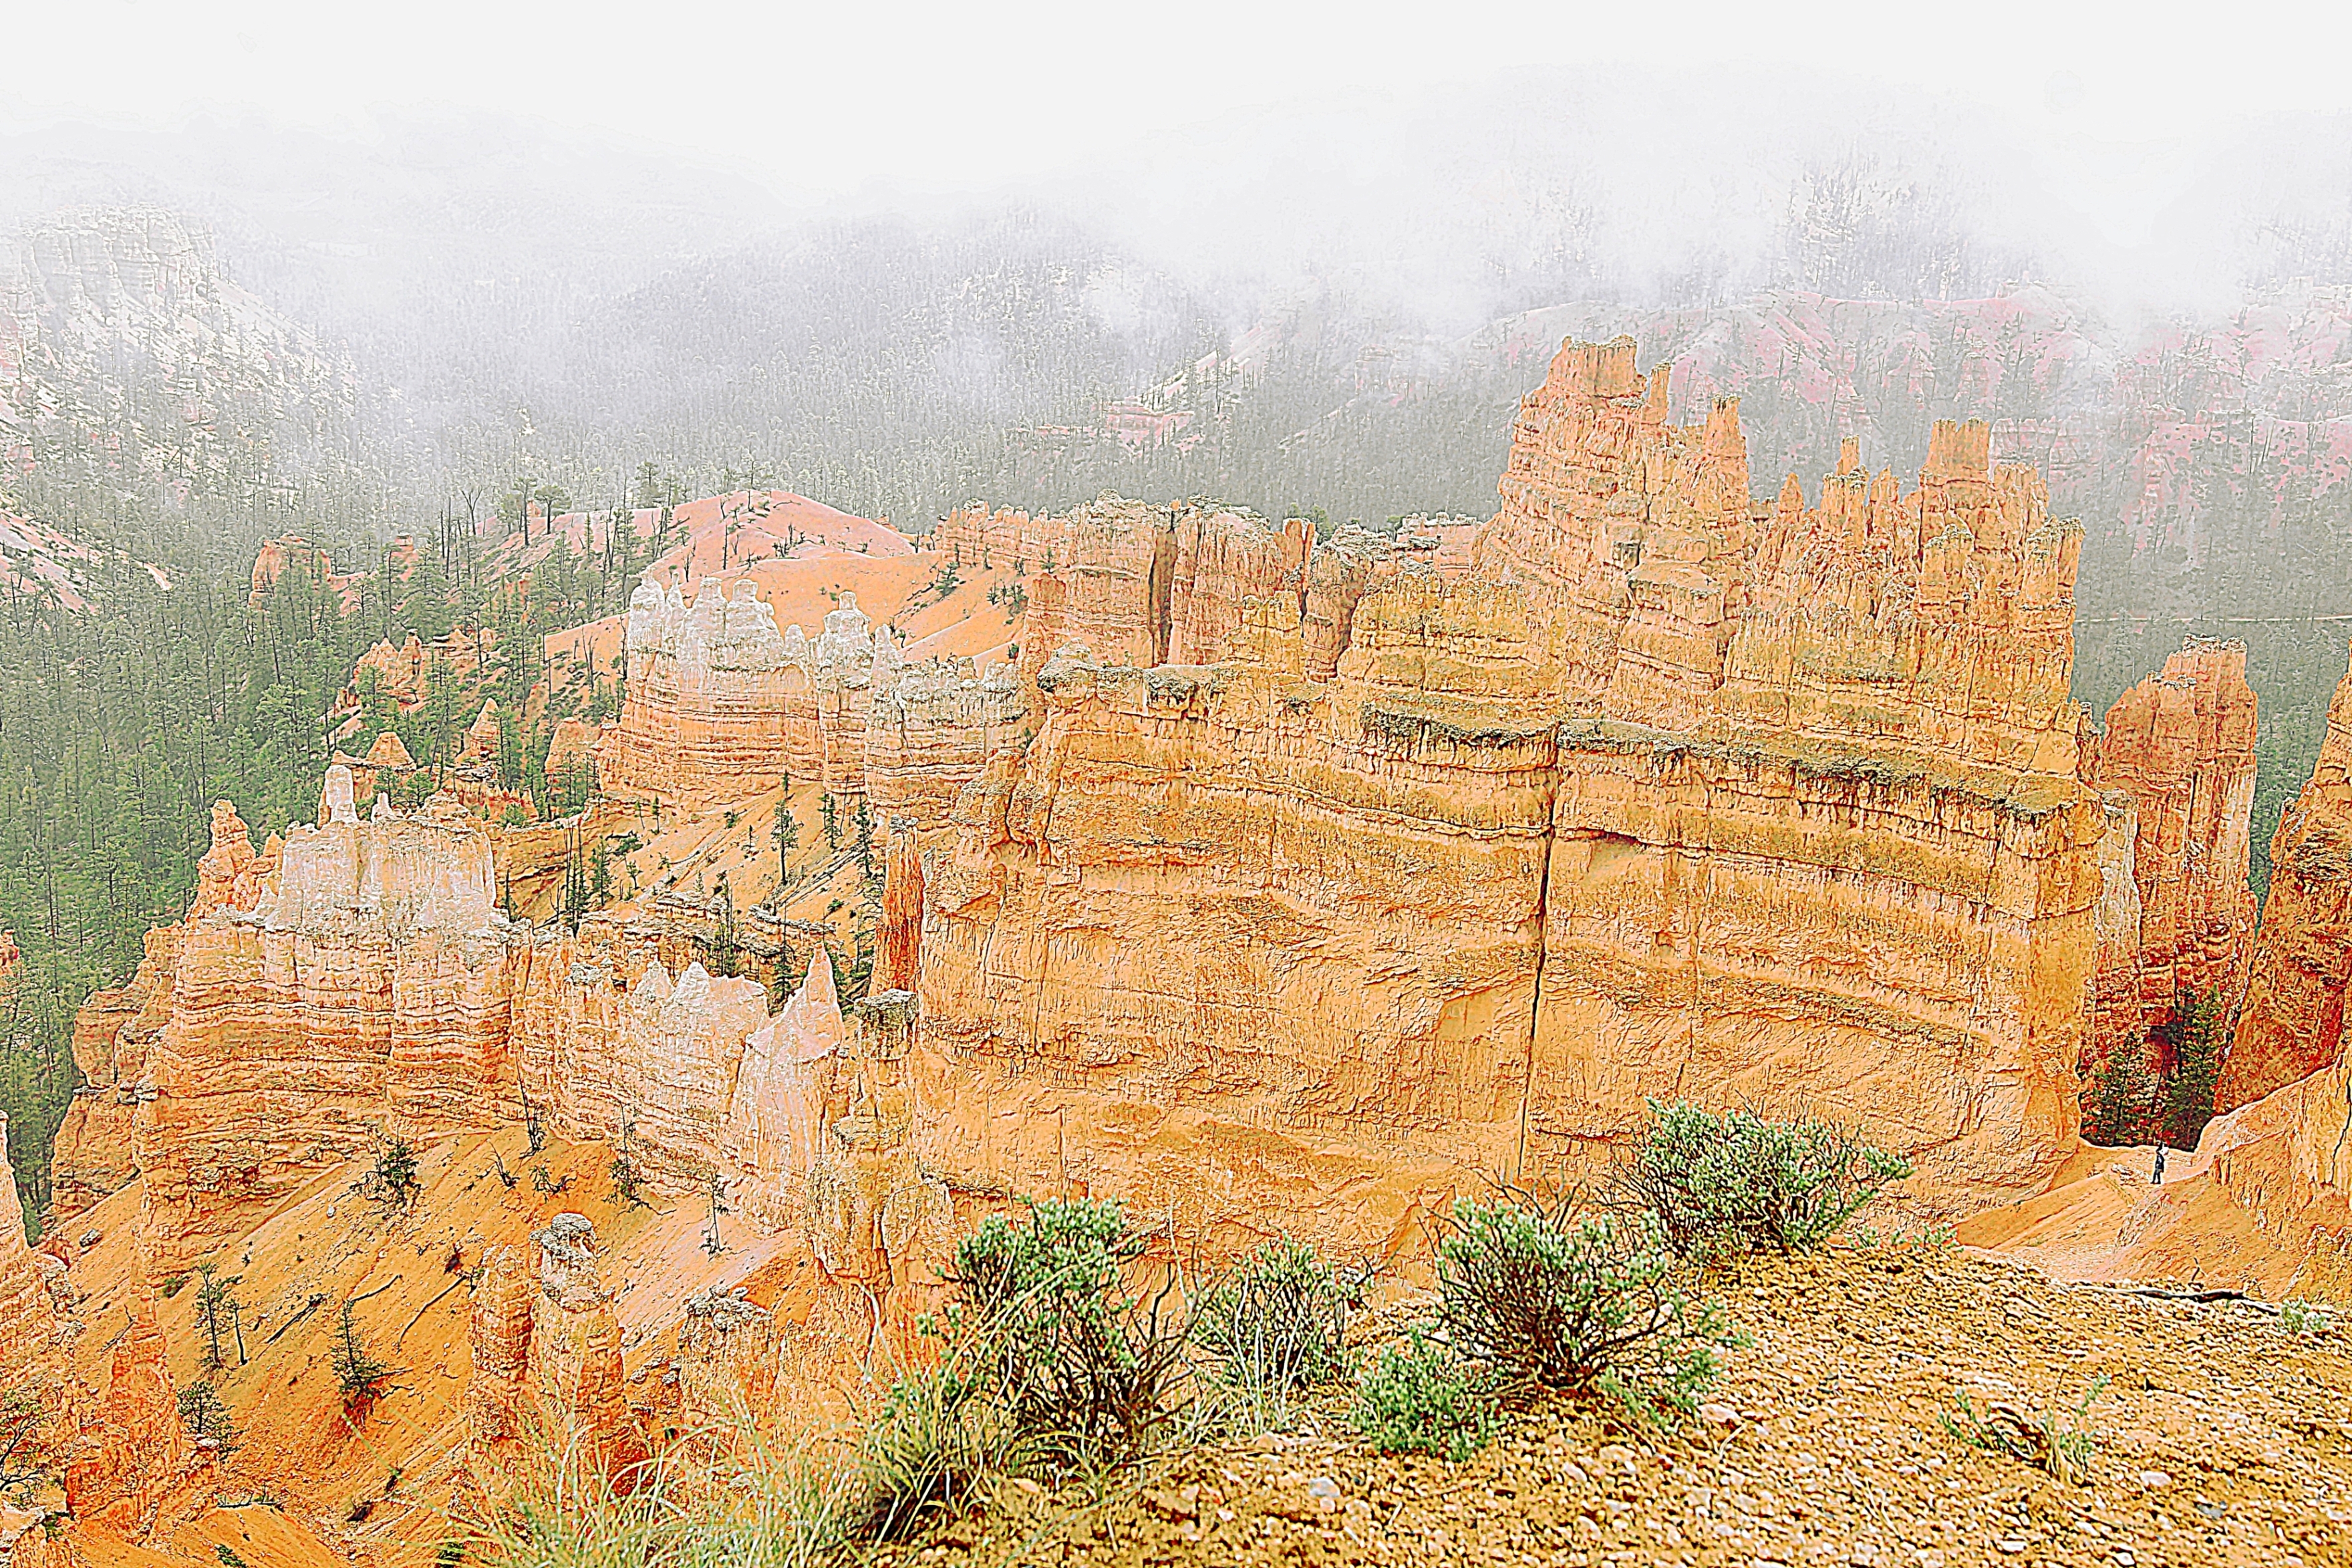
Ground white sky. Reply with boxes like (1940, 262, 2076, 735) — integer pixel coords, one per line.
(12, 0, 2351, 204)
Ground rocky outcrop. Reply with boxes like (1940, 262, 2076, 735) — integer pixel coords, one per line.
(601, 579, 899, 806)
(863, 657, 1026, 832)
(461, 1217, 649, 1491)
(917, 336, 2100, 1235)
(672, 1283, 782, 1419)
(2222, 641, 2352, 1111)
(249, 536, 355, 607)
(61, 1304, 185, 1533)
(931, 497, 1311, 667)
(125, 788, 518, 1276)
(342, 626, 496, 714)
(875, 819, 924, 993)
(527, 1215, 647, 1487)
(2080, 638, 2259, 1091)
(720, 947, 845, 1229)
(462, 1242, 537, 1471)
(546, 716, 597, 792)
(47, 927, 176, 1221)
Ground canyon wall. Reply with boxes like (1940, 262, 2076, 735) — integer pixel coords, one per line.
(112, 781, 519, 1276)
(2079, 638, 2260, 1085)
(601, 577, 900, 807)
(913, 337, 2103, 1238)
(929, 497, 1311, 669)
(2221, 641, 2352, 1112)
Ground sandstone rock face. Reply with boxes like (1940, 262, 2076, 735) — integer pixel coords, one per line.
(463, 1242, 537, 1469)
(2080, 638, 2259, 1087)
(672, 1283, 782, 1419)
(546, 716, 597, 791)
(918, 336, 2100, 1232)
(931, 497, 1310, 667)
(2222, 641, 2352, 1111)
(47, 929, 176, 1222)
(129, 796, 519, 1276)
(875, 818, 924, 993)
(720, 946, 845, 1227)
(62, 1304, 185, 1532)
(525, 1215, 647, 1487)
(863, 657, 1026, 832)
(602, 578, 898, 806)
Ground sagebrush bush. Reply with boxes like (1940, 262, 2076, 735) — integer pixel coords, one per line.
(1352, 1330, 1494, 1462)
(1616, 1099, 1911, 1257)
(940, 1198, 1189, 1472)
(1191, 1238, 1362, 1430)
(1437, 1191, 1735, 1426)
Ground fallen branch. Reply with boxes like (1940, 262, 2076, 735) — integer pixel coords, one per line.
(2095, 1284, 2277, 1311)
(396, 1276, 470, 1347)
(349, 1275, 402, 1308)
(266, 1293, 327, 1345)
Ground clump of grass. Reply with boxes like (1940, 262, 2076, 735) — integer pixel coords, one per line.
(2279, 1299, 2334, 1336)
(1941, 1374, 2109, 1485)
(855, 1354, 1018, 1540)
(1191, 1237, 1364, 1433)
(468, 1418, 856, 1568)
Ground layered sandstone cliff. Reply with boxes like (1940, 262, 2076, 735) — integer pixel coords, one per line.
(2080, 638, 2259, 1090)
(930, 497, 1311, 669)
(601, 578, 901, 806)
(126, 779, 517, 1276)
(2221, 640, 2352, 1112)
(914, 337, 2101, 1240)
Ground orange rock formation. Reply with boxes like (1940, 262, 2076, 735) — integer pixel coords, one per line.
(919, 341, 2097, 1230)
(2080, 638, 2259, 1086)
(601, 579, 902, 806)
(2222, 639, 2352, 1110)
(37, 331, 2352, 1568)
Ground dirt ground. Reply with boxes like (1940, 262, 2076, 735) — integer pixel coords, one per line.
(877, 1243, 2352, 1568)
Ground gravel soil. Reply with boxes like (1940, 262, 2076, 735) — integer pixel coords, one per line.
(873, 1243, 2352, 1568)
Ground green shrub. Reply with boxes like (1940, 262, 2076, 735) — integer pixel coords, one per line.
(1615, 1099, 1911, 1257)
(608, 1153, 649, 1209)
(1437, 1192, 1736, 1427)
(941, 1198, 1187, 1472)
(372, 1133, 422, 1209)
(1351, 1330, 1494, 1462)
(1191, 1239, 1362, 1430)
(332, 1301, 394, 1412)
(2280, 1299, 2333, 1336)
